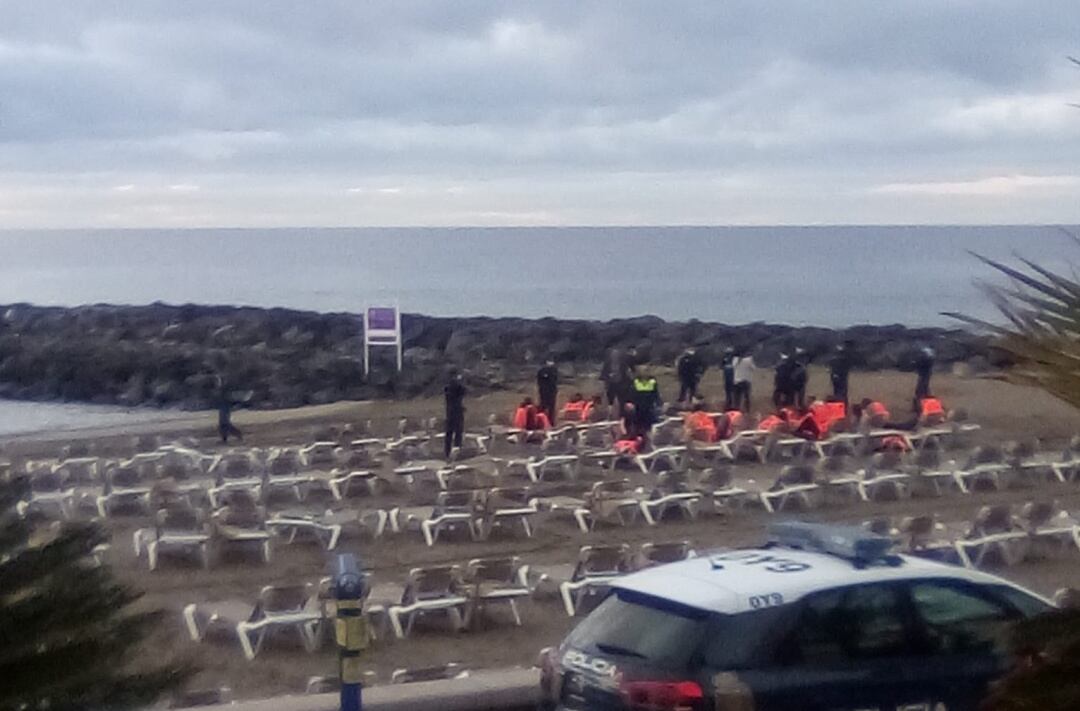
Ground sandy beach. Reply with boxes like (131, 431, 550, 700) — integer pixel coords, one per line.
(11, 364, 1080, 700)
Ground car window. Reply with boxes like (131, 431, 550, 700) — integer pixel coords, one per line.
(909, 581, 1018, 655)
(566, 589, 708, 670)
(781, 584, 913, 665)
(988, 584, 1053, 618)
(700, 606, 792, 670)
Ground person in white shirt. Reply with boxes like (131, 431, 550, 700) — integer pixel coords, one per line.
(732, 352, 755, 412)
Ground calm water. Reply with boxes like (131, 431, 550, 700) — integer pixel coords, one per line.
(0, 400, 192, 436)
(0, 225, 1074, 327)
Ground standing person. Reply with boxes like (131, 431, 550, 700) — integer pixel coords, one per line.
(732, 351, 754, 412)
(214, 375, 243, 444)
(830, 341, 853, 407)
(790, 348, 809, 411)
(676, 347, 705, 403)
(630, 366, 662, 443)
(536, 359, 558, 423)
(443, 371, 467, 459)
(600, 347, 633, 416)
(773, 354, 794, 408)
(721, 347, 736, 410)
(914, 345, 935, 407)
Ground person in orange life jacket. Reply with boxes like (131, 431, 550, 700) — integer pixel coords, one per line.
(758, 411, 789, 433)
(513, 397, 550, 431)
(683, 399, 718, 442)
(536, 359, 558, 424)
(561, 392, 588, 421)
(676, 347, 706, 403)
(918, 396, 946, 425)
(444, 371, 466, 459)
(714, 409, 745, 441)
(854, 398, 919, 432)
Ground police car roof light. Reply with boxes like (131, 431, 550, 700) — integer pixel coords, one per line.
(767, 521, 901, 568)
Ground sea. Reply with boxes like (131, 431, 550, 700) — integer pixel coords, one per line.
(0, 224, 1073, 434)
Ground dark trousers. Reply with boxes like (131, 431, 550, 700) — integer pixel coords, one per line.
(219, 422, 242, 443)
(539, 389, 557, 423)
(915, 373, 931, 401)
(445, 411, 464, 457)
(773, 388, 791, 409)
(733, 382, 751, 412)
(831, 375, 849, 407)
(723, 375, 735, 410)
(678, 378, 699, 403)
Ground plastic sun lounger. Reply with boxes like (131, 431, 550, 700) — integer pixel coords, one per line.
(525, 455, 580, 482)
(184, 584, 321, 660)
(267, 510, 386, 551)
(634, 446, 688, 474)
(953, 463, 1011, 494)
(638, 490, 702, 525)
(461, 557, 530, 628)
(387, 566, 468, 639)
(559, 545, 630, 616)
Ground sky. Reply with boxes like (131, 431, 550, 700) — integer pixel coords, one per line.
(1, 1, 1079, 227)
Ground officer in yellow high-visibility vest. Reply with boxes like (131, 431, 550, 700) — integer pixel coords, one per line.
(630, 367, 661, 442)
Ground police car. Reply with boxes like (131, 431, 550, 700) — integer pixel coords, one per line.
(539, 522, 1053, 711)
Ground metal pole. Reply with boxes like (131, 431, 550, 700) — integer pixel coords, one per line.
(334, 554, 368, 711)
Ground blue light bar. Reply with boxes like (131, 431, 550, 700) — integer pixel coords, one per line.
(768, 522, 898, 567)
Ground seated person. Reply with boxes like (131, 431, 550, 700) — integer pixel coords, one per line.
(684, 400, 719, 442)
(513, 397, 550, 431)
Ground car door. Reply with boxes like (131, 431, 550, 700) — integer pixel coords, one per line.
(903, 579, 1027, 711)
(744, 582, 925, 711)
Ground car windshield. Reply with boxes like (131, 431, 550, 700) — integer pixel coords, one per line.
(566, 589, 709, 670)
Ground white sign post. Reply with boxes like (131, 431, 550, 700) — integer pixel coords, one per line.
(363, 305, 403, 376)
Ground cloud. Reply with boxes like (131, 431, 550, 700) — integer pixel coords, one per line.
(1, 1, 1079, 226)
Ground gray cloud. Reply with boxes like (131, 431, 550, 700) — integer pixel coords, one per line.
(1, 1, 1079, 226)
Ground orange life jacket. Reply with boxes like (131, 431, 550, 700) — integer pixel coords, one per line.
(920, 397, 945, 419)
(561, 400, 588, 421)
(759, 414, 786, 432)
(684, 411, 718, 442)
(513, 405, 548, 430)
(615, 437, 642, 455)
(718, 410, 745, 439)
(582, 401, 595, 421)
(811, 401, 846, 434)
(824, 401, 847, 424)
(881, 435, 911, 452)
(794, 413, 824, 441)
(867, 401, 890, 420)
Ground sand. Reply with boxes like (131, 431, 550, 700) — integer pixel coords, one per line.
(16, 366, 1080, 700)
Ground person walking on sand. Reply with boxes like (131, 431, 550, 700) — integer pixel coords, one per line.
(732, 350, 754, 412)
(914, 345, 935, 409)
(536, 359, 558, 423)
(215, 377, 243, 444)
(630, 366, 662, 444)
(721, 347, 736, 410)
(600, 347, 633, 416)
(676, 347, 706, 404)
(830, 340, 853, 408)
(773, 353, 794, 408)
(791, 348, 809, 411)
(444, 371, 467, 459)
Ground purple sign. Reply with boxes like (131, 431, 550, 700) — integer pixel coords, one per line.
(367, 307, 397, 332)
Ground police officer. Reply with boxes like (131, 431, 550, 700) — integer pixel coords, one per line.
(791, 348, 810, 411)
(536, 359, 558, 423)
(676, 347, 705, 403)
(600, 347, 633, 416)
(444, 371, 467, 459)
(721, 347, 736, 410)
(914, 345, 935, 409)
(630, 366, 662, 442)
(830, 341, 853, 408)
(773, 353, 794, 408)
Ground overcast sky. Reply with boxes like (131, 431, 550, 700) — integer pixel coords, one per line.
(1, 1, 1079, 227)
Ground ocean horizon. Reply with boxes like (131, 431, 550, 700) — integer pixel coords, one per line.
(0, 225, 1074, 328)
